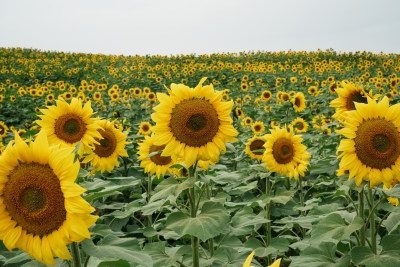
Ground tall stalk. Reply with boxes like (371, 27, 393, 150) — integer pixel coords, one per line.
(189, 165, 199, 267)
(368, 189, 376, 253)
(298, 176, 306, 238)
(265, 175, 272, 265)
(71, 242, 81, 267)
(358, 187, 365, 246)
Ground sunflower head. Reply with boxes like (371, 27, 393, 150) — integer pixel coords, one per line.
(82, 119, 129, 173)
(263, 126, 310, 180)
(245, 136, 266, 161)
(36, 98, 103, 155)
(337, 96, 400, 188)
(0, 131, 98, 265)
(151, 78, 238, 167)
(291, 92, 306, 112)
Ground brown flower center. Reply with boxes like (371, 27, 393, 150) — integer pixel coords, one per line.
(3, 163, 66, 236)
(249, 139, 265, 155)
(54, 113, 87, 143)
(149, 145, 172, 165)
(272, 137, 295, 164)
(355, 119, 400, 169)
(94, 129, 117, 157)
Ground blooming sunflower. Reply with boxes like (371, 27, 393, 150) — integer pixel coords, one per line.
(137, 134, 175, 177)
(252, 121, 265, 135)
(291, 117, 309, 133)
(245, 136, 266, 161)
(261, 90, 272, 101)
(0, 131, 98, 265)
(137, 121, 152, 135)
(263, 126, 310, 180)
(336, 96, 400, 188)
(291, 92, 306, 112)
(0, 121, 8, 139)
(330, 82, 376, 120)
(235, 107, 245, 119)
(82, 119, 129, 173)
(36, 98, 102, 155)
(151, 78, 238, 167)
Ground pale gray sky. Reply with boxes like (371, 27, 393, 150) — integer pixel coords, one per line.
(0, 0, 399, 56)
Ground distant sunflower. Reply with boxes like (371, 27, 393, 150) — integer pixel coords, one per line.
(151, 78, 238, 167)
(0, 131, 98, 265)
(137, 134, 175, 177)
(36, 98, 103, 155)
(336, 97, 400, 187)
(261, 90, 272, 101)
(252, 121, 265, 135)
(308, 86, 318, 96)
(0, 121, 8, 139)
(235, 107, 244, 118)
(330, 82, 375, 120)
(291, 92, 306, 112)
(82, 120, 129, 173)
(291, 117, 309, 133)
(242, 117, 253, 126)
(263, 126, 310, 180)
(245, 136, 266, 161)
(137, 121, 152, 135)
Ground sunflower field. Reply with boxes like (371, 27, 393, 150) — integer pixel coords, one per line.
(0, 47, 400, 267)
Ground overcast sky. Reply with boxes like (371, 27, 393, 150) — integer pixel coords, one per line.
(0, 0, 399, 56)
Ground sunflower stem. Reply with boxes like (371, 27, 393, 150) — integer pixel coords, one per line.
(368, 188, 377, 254)
(265, 175, 272, 265)
(147, 173, 153, 243)
(298, 176, 306, 238)
(71, 242, 82, 267)
(206, 183, 214, 257)
(358, 188, 366, 246)
(189, 165, 200, 267)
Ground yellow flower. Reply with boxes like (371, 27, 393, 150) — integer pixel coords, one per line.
(36, 98, 102, 155)
(137, 121, 152, 135)
(151, 78, 238, 167)
(0, 121, 8, 139)
(263, 126, 310, 180)
(291, 117, 309, 133)
(137, 134, 176, 177)
(336, 97, 400, 188)
(0, 131, 97, 265)
(245, 136, 266, 161)
(252, 121, 265, 135)
(291, 92, 306, 112)
(82, 119, 129, 173)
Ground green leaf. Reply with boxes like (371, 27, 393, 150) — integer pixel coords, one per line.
(98, 259, 130, 267)
(150, 176, 194, 204)
(166, 201, 230, 241)
(230, 206, 268, 236)
(311, 213, 363, 244)
(382, 212, 400, 234)
(3, 252, 32, 265)
(291, 242, 350, 267)
(254, 237, 290, 257)
(81, 235, 152, 267)
(263, 188, 295, 205)
(143, 242, 183, 267)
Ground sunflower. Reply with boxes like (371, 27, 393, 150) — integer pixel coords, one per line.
(0, 131, 98, 265)
(137, 134, 175, 177)
(235, 107, 245, 119)
(308, 86, 318, 96)
(252, 121, 265, 135)
(329, 82, 337, 94)
(36, 98, 103, 155)
(263, 126, 310, 180)
(82, 119, 129, 173)
(291, 92, 306, 112)
(261, 90, 272, 101)
(330, 82, 376, 120)
(137, 121, 152, 135)
(0, 121, 8, 139)
(245, 136, 266, 161)
(151, 77, 238, 167)
(242, 116, 253, 126)
(291, 117, 309, 133)
(336, 96, 400, 188)
(383, 180, 400, 206)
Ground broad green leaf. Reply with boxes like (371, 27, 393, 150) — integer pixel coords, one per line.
(143, 242, 182, 267)
(382, 212, 400, 234)
(150, 176, 194, 204)
(311, 213, 363, 244)
(263, 188, 295, 205)
(166, 201, 229, 241)
(291, 242, 350, 267)
(351, 246, 400, 267)
(254, 237, 290, 257)
(3, 252, 31, 265)
(81, 235, 152, 267)
(98, 259, 130, 267)
(230, 206, 268, 235)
